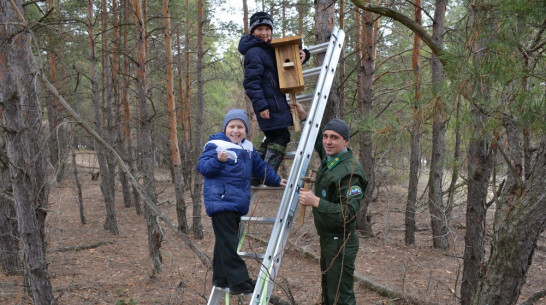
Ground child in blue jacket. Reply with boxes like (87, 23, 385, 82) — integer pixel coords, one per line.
(196, 109, 286, 295)
(238, 12, 310, 176)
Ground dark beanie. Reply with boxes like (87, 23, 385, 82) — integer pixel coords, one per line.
(249, 12, 273, 34)
(324, 118, 350, 140)
(223, 109, 250, 134)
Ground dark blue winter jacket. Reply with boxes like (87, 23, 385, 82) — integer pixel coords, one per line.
(196, 132, 282, 216)
(238, 34, 293, 131)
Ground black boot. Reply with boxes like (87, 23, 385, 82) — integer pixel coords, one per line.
(264, 148, 285, 174)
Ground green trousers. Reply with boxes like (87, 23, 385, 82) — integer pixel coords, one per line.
(319, 231, 359, 305)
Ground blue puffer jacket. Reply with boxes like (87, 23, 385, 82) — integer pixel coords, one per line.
(238, 34, 293, 131)
(196, 132, 282, 216)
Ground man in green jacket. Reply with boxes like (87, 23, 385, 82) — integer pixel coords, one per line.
(298, 117, 368, 305)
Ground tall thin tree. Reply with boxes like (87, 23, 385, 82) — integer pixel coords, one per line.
(121, 0, 140, 214)
(132, 0, 164, 272)
(191, 0, 205, 239)
(426, 0, 449, 250)
(176, 28, 192, 196)
(405, 0, 423, 245)
(100, 0, 119, 234)
(112, 0, 132, 209)
(356, 1, 376, 236)
(315, 0, 340, 122)
(163, 0, 188, 232)
(338, 0, 346, 117)
(87, 0, 119, 235)
(45, 0, 66, 182)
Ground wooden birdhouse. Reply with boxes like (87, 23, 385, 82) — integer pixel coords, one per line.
(270, 36, 305, 94)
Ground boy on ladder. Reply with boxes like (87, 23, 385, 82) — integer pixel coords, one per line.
(238, 12, 310, 179)
(196, 109, 286, 295)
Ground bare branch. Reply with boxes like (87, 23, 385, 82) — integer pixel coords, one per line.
(350, 0, 446, 60)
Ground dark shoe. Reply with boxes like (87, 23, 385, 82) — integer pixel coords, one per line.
(229, 279, 255, 295)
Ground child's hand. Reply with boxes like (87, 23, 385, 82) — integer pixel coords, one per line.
(280, 178, 287, 186)
(217, 151, 228, 162)
(260, 109, 270, 119)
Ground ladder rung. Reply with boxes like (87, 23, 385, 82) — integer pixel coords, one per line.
(241, 216, 276, 224)
(306, 41, 329, 54)
(287, 93, 313, 104)
(285, 151, 296, 156)
(284, 151, 295, 160)
(303, 67, 321, 78)
(238, 251, 265, 259)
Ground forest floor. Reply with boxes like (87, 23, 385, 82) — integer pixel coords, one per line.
(1, 151, 545, 305)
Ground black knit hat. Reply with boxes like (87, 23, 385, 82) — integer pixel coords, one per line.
(324, 118, 350, 140)
(249, 12, 273, 34)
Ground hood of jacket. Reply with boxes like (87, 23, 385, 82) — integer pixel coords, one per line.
(238, 34, 271, 56)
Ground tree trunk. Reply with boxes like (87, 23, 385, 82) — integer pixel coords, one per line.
(176, 29, 193, 198)
(0, 137, 22, 275)
(0, 1, 54, 303)
(121, 0, 140, 214)
(88, 0, 118, 235)
(112, 0, 132, 210)
(181, 0, 194, 200)
(163, 0, 188, 233)
(132, 0, 163, 273)
(101, 0, 119, 234)
(427, 0, 449, 250)
(356, 2, 375, 236)
(45, 0, 66, 182)
(446, 95, 462, 217)
(296, 0, 304, 36)
(192, 0, 204, 240)
(338, 0, 345, 117)
(314, 0, 340, 122)
(71, 132, 85, 224)
(183, 0, 192, 147)
(405, 0, 422, 246)
(471, 137, 546, 305)
(461, 2, 495, 303)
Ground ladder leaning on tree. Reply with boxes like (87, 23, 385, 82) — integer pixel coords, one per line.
(207, 27, 345, 305)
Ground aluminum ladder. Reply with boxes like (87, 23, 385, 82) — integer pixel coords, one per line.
(207, 27, 345, 305)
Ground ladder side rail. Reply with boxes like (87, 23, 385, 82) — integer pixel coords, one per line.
(250, 28, 345, 305)
(207, 287, 226, 305)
